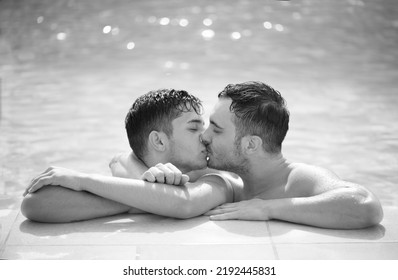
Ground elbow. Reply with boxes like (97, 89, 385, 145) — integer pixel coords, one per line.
(21, 186, 72, 223)
(21, 194, 48, 223)
(360, 198, 384, 228)
(351, 192, 384, 229)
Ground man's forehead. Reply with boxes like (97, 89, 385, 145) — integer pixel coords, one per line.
(175, 111, 204, 124)
(210, 99, 232, 118)
(208, 98, 234, 128)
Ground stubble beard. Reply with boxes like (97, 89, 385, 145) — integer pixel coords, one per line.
(206, 143, 249, 175)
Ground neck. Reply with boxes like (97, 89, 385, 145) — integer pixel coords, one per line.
(143, 153, 192, 174)
(142, 153, 165, 169)
(239, 153, 289, 197)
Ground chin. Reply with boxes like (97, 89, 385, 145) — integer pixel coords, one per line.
(198, 162, 208, 170)
(192, 159, 208, 170)
(207, 159, 218, 170)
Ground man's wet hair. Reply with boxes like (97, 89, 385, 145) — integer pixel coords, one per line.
(125, 89, 202, 160)
(218, 81, 289, 154)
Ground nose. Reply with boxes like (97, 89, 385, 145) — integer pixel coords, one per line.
(200, 129, 210, 145)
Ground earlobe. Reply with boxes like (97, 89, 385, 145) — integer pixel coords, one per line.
(148, 131, 167, 152)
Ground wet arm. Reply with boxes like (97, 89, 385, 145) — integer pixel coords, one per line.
(77, 173, 233, 219)
(21, 152, 147, 223)
(207, 166, 383, 229)
(268, 182, 383, 229)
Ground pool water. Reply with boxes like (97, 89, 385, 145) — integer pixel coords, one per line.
(0, 0, 397, 208)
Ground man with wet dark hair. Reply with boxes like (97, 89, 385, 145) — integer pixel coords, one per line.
(125, 89, 202, 161)
(22, 89, 232, 222)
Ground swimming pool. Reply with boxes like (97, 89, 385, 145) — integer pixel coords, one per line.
(0, 0, 397, 209)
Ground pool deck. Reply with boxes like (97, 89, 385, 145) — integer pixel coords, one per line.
(1, 195, 397, 260)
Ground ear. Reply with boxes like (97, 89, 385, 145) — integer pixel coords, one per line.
(241, 135, 263, 155)
(148, 131, 168, 152)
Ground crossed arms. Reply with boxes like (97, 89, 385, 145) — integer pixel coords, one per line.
(21, 153, 233, 223)
(22, 154, 383, 229)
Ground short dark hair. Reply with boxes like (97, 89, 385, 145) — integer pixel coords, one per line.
(125, 89, 202, 160)
(218, 81, 289, 153)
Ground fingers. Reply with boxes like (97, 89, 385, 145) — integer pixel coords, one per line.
(23, 166, 61, 196)
(141, 170, 157, 182)
(209, 212, 240, 221)
(204, 209, 224, 216)
(158, 163, 177, 185)
(204, 206, 237, 216)
(141, 163, 188, 185)
(181, 174, 190, 185)
(24, 176, 51, 195)
(164, 163, 183, 185)
(153, 165, 171, 184)
(23, 171, 52, 196)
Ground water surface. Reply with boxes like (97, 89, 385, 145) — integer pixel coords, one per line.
(0, 0, 397, 207)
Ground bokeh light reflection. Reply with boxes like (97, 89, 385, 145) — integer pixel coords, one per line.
(201, 29, 215, 40)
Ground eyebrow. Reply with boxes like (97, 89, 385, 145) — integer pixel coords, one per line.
(210, 119, 223, 129)
(187, 118, 205, 126)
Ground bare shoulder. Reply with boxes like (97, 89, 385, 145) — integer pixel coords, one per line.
(286, 162, 343, 196)
(109, 151, 147, 179)
(288, 163, 340, 181)
(188, 169, 243, 202)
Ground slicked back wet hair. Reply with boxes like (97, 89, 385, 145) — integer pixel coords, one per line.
(125, 89, 202, 160)
(218, 81, 289, 154)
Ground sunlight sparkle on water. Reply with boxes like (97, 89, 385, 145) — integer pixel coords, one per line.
(201, 29, 215, 40)
(231, 32, 241, 40)
(159, 17, 170, 26)
(179, 18, 189, 27)
(203, 18, 213, 26)
(263, 21, 272, 29)
(126, 42, 135, 50)
(102, 25, 111, 34)
(37, 16, 44, 24)
(56, 32, 67, 40)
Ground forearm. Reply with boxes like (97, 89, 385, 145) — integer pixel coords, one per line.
(269, 188, 383, 229)
(21, 186, 132, 223)
(80, 173, 231, 219)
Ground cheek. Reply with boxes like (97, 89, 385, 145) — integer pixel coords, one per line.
(213, 137, 233, 154)
(178, 138, 200, 153)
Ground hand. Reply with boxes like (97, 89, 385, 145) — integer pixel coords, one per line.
(141, 163, 190, 186)
(204, 198, 270, 221)
(23, 166, 84, 196)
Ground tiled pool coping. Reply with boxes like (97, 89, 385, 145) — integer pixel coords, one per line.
(1, 196, 397, 260)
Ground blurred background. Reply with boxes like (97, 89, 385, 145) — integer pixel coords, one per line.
(0, 0, 397, 207)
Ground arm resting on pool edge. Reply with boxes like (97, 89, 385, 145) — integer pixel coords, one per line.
(21, 186, 140, 223)
(24, 167, 234, 219)
(205, 165, 383, 229)
(77, 173, 234, 219)
(21, 153, 148, 223)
